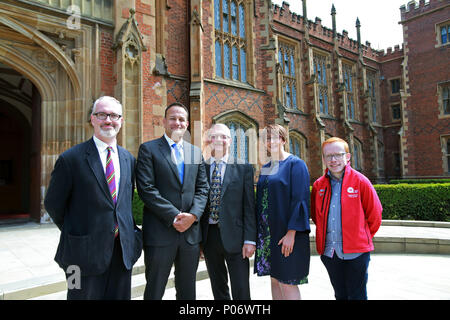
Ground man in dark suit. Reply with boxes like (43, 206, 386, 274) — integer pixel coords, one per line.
(200, 123, 257, 300)
(44, 96, 143, 300)
(136, 102, 209, 300)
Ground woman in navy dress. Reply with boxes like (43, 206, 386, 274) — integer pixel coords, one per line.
(255, 124, 311, 300)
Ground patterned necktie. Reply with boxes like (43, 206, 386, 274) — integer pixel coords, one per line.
(209, 161, 222, 223)
(106, 146, 119, 238)
(171, 143, 184, 184)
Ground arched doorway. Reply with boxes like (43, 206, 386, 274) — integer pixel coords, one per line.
(0, 62, 41, 223)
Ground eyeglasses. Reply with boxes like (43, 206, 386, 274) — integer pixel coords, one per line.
(210, 134, 230, 140)
(93, 112, 122, 121)
(324, 153, 347, 161)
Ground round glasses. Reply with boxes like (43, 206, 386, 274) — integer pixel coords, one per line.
(324, 153, 347, 161)
(93, 112, 122, 121)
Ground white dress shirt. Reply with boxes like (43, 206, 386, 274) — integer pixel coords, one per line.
(93, 135, 120, 199)
(164, 133, 184, 165)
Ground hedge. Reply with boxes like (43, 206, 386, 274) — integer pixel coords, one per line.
(132, 183, 450, 224)
(389, 179, 450, 184)
(374, 183, 450, 222)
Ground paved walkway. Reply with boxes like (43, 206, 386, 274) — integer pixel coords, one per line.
(0, 221, 449, 300)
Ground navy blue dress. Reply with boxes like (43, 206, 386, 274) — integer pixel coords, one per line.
(255, 155, 311, 284)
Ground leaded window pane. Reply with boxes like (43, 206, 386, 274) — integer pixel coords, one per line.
(240, 48, 246, 83)
(224, 43, 230, 79)
(223, 0, 229, 33)
(232, 46, 239, 80)
(442, 26, 448, 44)
(286, 84, 291, 108)
(239, 4, 245, 38)
(231, 1, 237, 36)
(292, 85, 297, 109)
(214, 0, 221, 30)
(290, 54, 295, 76)
(215, 40, 222, 78)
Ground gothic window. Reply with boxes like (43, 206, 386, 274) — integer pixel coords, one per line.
(391, 104, 401, 121)
(439, 83, 450, 116)
(439, 23, 450, 45)
(214, 111, 258, 165)
(279, 41, 298, 110)
(441, 136, 450, 174)
(447, 139, 450, 174)
(227, 121, 249, 163)
(343, 63, 355, 120)
(390, 78, 401, 95)
(353, 138, 363, 171)
(214, 0, 247, 83)
(289, 131, 307, 160)
(314, 53, 329, 115)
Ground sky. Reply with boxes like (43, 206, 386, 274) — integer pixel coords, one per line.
(272, 0, 408, 50)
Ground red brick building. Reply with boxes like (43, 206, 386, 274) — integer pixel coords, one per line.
(0, 0, 448, 221)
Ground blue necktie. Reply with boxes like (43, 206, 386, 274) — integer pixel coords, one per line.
(171, 143, 184, 184)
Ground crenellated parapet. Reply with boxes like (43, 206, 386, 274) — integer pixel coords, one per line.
(272, 1, 382, 60)
(378, 44, 404, 62)
(400, 0, 448, 22)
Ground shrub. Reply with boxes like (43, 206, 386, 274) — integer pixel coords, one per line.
(389, 179, 450, 184)
(374, 183, 450, 221)
(132, 192, 144, 225)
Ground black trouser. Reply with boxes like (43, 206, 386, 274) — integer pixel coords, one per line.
(143, 234, 200, 300)
(320, 252, 370, 300)
(203, 224, 251, 300)
(66, 237, 132, 300)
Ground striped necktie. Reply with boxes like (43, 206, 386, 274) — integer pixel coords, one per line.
(106, 146, 119, 238)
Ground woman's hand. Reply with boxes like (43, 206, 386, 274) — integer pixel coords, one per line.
(278, 230, 296, 257)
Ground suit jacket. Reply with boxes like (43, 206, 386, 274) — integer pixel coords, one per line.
(44, 138, 143, 276)
(201, 158, 256, 254)
(135, 136, 209, 246)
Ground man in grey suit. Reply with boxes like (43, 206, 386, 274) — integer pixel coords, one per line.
(200, 123, 257, 300)
(44, 96, 143, 300)
(136, 102, 209, 300)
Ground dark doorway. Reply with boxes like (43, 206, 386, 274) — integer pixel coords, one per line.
(0, 62, 41, 223)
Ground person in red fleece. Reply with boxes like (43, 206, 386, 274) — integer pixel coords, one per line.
(311, 137, 382, 300)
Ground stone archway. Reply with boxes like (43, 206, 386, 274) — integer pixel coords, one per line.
(0, 8, 90, 222)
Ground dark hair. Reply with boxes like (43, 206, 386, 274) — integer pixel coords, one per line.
(164, 102, 189, 118)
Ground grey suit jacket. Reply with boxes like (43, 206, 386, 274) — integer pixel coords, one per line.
(201, 158, 256, 253)
(44, 138, 143, 276)
(135, 136, 209, 246)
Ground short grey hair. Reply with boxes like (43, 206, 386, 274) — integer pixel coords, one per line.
(208, 123, 231, 138)
(91, 96, 123, 115)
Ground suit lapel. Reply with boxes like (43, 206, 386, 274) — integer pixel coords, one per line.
(158, 137, 182, 185)
(205, 161, 211, 184)
(85, 138, 113, 203)
(220, 158, 235, 197)
(117, 146, 129, 204)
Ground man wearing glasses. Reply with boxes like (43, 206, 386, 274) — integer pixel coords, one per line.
(44, 96, 142, 299)
(311, 137, 382, 300)
(200, 124, 256, 300)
